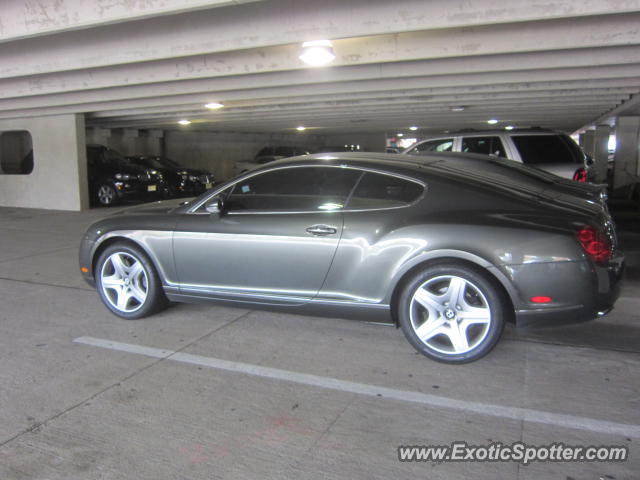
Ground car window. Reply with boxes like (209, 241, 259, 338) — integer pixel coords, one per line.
(347, 172, 423, 209)
(461, 136, 506, 157)
(412, 138, 454, 154)
(224, 167, 361, 212)
(511, 134, 584, 164)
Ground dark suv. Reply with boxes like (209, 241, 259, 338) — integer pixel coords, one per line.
(87, 145, 161, 206)
(403, 128, 590, 182)
(127, 155, 214, 198)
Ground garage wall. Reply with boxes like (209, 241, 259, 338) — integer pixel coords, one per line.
(85, 128, 388, 182)
(164, 130, 326, 180)
(0, 114, 88, 211)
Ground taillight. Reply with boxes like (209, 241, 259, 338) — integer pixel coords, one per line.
(573, 168, 588, 183)
(577, 225, 611, 264)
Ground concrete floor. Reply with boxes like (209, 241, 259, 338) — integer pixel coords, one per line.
(0, 205, 638, 480)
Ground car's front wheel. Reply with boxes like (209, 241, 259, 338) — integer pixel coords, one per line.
(398, 264, 506, 364)
(95, 243, 168, 319)
(97, 183, 118, 206)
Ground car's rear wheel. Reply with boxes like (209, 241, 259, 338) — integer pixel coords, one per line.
(97, 183, 118, 206)
(95, 243, 168, 319)
(398, 264, 506, 364)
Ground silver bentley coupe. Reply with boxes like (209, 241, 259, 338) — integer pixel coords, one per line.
(79, 153, 624, 363)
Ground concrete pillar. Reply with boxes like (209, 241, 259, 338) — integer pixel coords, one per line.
(613, 116, 640, 191)
(0, 114, 88, 211)
(593, 125, 610, 184)
(582, 130, 596, 158)
(578, 133, 585, 149)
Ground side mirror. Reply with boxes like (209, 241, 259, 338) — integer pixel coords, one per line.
(205, 197, 224, 216)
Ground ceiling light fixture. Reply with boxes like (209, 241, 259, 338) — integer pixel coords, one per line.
(409, 126, 419, 131)
(205, 102, 224, 109)
(178, 119, 191, 125)
(299, 40, 336, 66)
(487, 118, 499, 125)
(505, 125, 515, 130)
(450, 106, 466, 112)
(397, 133, 404, 137)
(296, 125, 306, 131)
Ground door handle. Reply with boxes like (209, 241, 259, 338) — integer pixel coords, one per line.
(306, 224, 337, 236)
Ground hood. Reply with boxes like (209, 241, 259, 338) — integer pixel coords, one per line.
(114, 197, 195, 215)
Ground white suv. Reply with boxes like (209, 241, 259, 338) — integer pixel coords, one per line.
(403, 128, 590, 182)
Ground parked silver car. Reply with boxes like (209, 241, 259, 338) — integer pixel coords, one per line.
(403, 128, 590, 182)
(79, 153, 624, 363)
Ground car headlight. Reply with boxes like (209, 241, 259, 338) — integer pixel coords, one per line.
(114, 173, 132, 180)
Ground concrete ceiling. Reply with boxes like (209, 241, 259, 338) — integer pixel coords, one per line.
(1, 0, 640, 136)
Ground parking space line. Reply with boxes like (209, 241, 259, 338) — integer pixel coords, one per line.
(74, 336, 640, 439)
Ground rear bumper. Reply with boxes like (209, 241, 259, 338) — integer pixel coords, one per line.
(509, 253, 624, 329)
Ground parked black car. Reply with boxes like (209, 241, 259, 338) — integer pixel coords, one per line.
(87, 145, 161, 207)
(127, 155, 214, 198)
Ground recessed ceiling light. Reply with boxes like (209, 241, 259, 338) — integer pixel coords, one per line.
(299, 40, 336, 66)
(296, 125, 306, 131)
(205, 102, 224, 109)
(409, 126, 419, 131)
(397, 133, 404, 137)
(178, 119, 191, 125)
(450, 106, 466, 112)
(487, 119, 499, 125)
(505, 125, 515, 130)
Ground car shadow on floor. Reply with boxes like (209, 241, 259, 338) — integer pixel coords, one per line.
(504, 320, 640, 353)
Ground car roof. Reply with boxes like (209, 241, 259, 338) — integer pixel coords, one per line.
(408, 128, 566, 139)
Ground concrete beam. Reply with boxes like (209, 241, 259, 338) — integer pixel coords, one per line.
(2, 1, 640, 79)
(0, 0, 261, 43)
(3, 12, 640, 81)
(2, 62, 639, 115)
(5, 0, 637, 44)
(3, 43, 640, 100)
(84, 89, 636, 119)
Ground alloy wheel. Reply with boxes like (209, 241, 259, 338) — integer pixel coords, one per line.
(100, 252, 148, 313)
(409, 275, 492, 355)
(98, 185, 115, 205)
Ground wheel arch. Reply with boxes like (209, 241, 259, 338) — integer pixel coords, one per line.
(91, 234, 159, 280)
(388, 252, 517, 327)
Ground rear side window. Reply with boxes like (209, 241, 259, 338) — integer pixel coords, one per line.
(511, 135, 584, 164)
(347, 172, 423, 209)
(411, 138, 453, 154)
(461, 136, 506, 157)
(226, 166, 361, 212)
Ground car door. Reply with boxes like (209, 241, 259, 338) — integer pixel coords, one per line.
(319, 170, 426, 305)
(173, 165, 362, 304)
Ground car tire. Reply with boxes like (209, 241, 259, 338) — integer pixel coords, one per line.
(398, 263, 506, 364)
(95, 243, 168, 319)
(97, 183, 119, 207)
